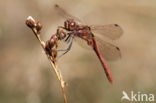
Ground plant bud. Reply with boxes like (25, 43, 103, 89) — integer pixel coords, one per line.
(36, 21, 42, 33)
(49, 38, 55, 47)
(26, 16, 36, 28)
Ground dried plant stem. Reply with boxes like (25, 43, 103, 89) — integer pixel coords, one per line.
(31, 28, 68, 103)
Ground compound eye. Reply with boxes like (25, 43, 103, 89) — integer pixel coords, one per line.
(70, 22, 76, 29)
(71, 22, 75, 26)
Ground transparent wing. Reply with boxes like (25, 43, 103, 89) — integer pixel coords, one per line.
(95, 37, 121, 61)
(74, 36, 121, 61)
(90, 24, 123, 40)
(54, 4, 82, 22)
(74, 37, 92, 50)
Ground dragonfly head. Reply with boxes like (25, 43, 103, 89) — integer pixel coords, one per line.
(64, 19, 77, 31)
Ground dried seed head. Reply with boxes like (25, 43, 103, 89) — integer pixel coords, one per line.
(49, 38, 55, 47)
(45, 40, 50, 49)
(45, 40, 51, 55)
(26, 16, 36, 28)
(36, 21, 42, 33)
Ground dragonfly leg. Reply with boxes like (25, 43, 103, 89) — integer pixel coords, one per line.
(57, 49, 68, 51)
(65, 35, 71, 43)
(57, 36, 74, 58)
(57, 34, 72, 51)
(57, 33, 73, 52)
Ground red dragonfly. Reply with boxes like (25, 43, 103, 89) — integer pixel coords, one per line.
(54, 4, 123, 83)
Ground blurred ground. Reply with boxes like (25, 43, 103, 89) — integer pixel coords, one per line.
(0, 0, 156, 103)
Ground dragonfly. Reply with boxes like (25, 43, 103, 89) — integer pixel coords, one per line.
(45, 4, 123, 83)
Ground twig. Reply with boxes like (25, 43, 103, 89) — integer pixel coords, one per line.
(26, 16, 68, 103)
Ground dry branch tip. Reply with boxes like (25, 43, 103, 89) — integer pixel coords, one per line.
(25, 16, 68, 103)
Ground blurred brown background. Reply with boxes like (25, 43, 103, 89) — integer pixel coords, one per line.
(0, 0, 156, 103)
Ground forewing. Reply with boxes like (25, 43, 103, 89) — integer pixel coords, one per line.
(95, 37, 121, 61)
(90, 24, 123, 40)
(54, 4, 82, 22)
